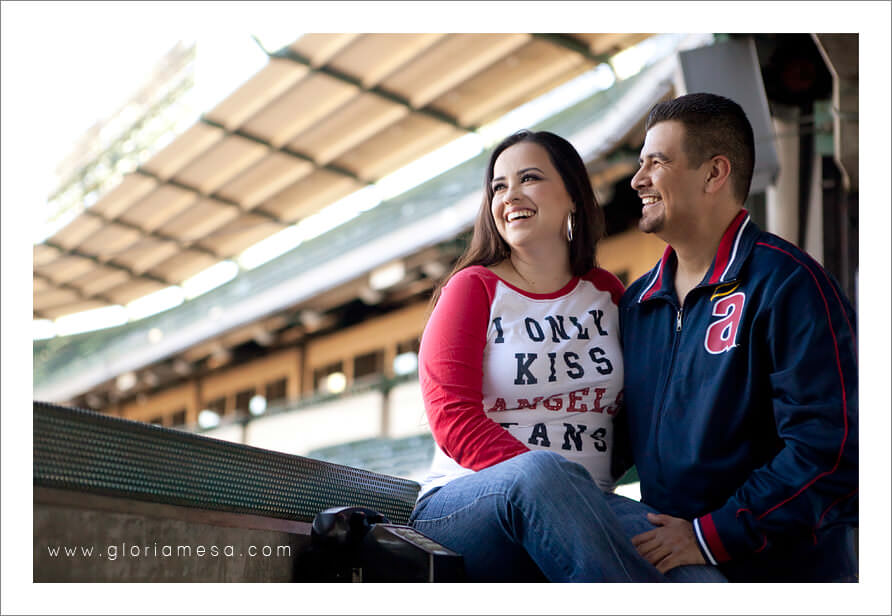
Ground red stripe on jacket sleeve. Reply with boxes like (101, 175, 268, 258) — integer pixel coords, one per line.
(754, 243, 851, 521)
(697, 513, 732, 563)
(420, 267, 529, 471)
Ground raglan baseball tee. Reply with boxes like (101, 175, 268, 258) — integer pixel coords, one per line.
(417, 265, 625, 498)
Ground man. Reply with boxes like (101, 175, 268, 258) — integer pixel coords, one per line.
(613, 92, 858, 582)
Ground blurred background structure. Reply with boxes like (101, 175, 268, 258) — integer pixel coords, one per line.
(31, 32, 858, 483)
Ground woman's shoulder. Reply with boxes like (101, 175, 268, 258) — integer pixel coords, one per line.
(441, 265, 500, 298)
(430, 265, 501, 320)
(581, 267, 625, 306)
(447, 264, 500, 286)
(454, 263, 495, 278)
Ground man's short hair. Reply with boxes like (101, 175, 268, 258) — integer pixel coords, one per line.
(645, 93, 756, 203)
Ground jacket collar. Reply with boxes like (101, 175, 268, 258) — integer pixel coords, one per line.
(638, 209, 757, 303)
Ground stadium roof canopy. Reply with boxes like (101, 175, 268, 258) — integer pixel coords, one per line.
(34, 31, 709, 404)
(33, 33, 652, 321)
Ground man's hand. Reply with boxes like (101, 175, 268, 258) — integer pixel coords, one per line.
(631, 513, 706, 574)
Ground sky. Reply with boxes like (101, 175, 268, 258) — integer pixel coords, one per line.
(3, 2, 891, 614)
(4, 2, 288, 236)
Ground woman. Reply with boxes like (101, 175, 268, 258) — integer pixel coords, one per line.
(409, 130, 664, 582)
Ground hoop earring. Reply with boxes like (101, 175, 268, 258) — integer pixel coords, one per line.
(566, 212, 574, 243)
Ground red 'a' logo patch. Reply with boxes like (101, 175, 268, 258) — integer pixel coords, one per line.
(704, 284, 745, 354)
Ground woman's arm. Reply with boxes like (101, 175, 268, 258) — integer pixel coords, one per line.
(420, 269, 529, 471)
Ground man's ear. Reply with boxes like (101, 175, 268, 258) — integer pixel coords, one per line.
(704, 155, 732, 194)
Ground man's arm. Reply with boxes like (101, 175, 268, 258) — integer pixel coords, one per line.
(633, 256, 858, 572)
(693, 258, 858, 566)
(631, 513, 705, 573)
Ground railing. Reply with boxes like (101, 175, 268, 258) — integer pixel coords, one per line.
(33, 400, 427, 582)
(34, 400, 420, 524)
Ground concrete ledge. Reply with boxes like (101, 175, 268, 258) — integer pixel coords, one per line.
(34, 487, 311, 582)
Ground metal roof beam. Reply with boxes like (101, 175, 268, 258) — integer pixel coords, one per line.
(42, 240, 173, 287)
(199, 117, 366, 184)
(268, 47, 476, 133)
(81, 209, 221, 259)
(34, 273, 118, 308)
(532, 34, 617, 69)
(134, 169, 290, 227)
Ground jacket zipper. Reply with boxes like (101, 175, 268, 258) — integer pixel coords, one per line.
(650, 282, 732, 489)
(651, 300, 683, 489)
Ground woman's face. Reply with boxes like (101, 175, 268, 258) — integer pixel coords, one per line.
(490, 141, 574, 253)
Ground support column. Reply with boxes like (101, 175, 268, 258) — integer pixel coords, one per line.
(380, 383, 392, 439)
(288, 347, 301, 402)
(380, 344, 398, 438)
(188, 378, 202, 427)
(765, 107, 800, 245)
(803, 148, 824, 264)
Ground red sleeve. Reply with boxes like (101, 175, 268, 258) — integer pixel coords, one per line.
(419, 267, 530, 471)
(583, 267, 625, 305)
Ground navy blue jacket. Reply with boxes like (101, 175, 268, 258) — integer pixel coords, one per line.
(617, 210, 858, 582)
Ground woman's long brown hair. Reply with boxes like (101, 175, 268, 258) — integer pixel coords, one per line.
(429, 129, 605, 309)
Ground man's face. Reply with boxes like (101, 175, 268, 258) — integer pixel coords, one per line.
(630, 120, 707, 239)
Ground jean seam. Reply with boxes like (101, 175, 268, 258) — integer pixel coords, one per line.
(412, 490, 508, 525)
(563, 471, 643, 581)
(504, 470, 577, 581)
(414, 489, 575, 581)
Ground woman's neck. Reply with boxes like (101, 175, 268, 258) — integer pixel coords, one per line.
(491, 250, 574, 294)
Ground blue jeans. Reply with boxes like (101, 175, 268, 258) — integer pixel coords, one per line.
(409, 451, 725, 582)
(410, 451, 723, 582)
(602, 491, 726, 582)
